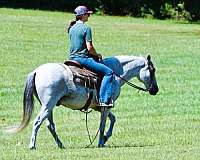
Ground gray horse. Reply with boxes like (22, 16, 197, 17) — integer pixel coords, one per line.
(7, 55, 158, 149)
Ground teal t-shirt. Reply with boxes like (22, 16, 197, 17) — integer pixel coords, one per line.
(69, 21, 92, 58)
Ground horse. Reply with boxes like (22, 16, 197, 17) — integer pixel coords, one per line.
(6, 54, 159, 149)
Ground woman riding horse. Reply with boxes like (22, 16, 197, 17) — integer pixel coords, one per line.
(5, 6, 159, 149)
(68, 6, 114, 108)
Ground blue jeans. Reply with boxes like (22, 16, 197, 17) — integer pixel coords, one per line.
(71, 57, 113, 104)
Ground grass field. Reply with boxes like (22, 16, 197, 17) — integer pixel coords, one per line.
(0, 8, 200, 160)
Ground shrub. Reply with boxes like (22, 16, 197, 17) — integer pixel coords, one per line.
(160, 2, 191, 21)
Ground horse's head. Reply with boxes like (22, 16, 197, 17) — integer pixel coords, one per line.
(139, 55, 159, 95)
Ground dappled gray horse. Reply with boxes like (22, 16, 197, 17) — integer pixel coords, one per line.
(7, 55, 158, 149)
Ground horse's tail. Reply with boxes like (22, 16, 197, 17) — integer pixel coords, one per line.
(6, 72, 36, 134)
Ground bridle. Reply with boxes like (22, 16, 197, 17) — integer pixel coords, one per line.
(100, 60, 150, 92)
(147, 60, 156, 90)
(112, 59, 155, 92)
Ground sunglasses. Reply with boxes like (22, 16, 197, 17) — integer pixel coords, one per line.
(85, 13, 90, 17)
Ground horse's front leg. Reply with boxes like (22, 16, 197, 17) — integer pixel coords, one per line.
(103, 111, 116, 144)
(98, 107, 109, 147)
(46, 111, 65, 149)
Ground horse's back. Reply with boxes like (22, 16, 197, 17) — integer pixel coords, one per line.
(33, 63, 74, 104)
(34, 63, 72, 79)
(35, 63, 67, 73)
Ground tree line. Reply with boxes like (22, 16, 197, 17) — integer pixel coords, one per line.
(0, 0, 199, 21)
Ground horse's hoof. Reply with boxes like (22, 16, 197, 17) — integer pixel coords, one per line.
(98, 144, 105, 148)
(103, 136, 108, 144)
(58, 145, 65, 149)
(29, 146, 36, 150)
(58, 141, 65, 149)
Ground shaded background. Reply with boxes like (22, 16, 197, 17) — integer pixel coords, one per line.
(0, 0, 200, 20)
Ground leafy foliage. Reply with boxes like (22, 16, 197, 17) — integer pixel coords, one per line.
(0, 0, 199, 20)
(160, 2, 192, 21)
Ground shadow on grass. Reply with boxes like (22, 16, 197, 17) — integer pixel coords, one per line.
(68, 143, 155, 149)
(174, 21, 200, 25)
(106, 143, 155, 148)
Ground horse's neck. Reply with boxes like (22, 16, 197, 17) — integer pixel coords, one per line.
(103, 56, 146, 86)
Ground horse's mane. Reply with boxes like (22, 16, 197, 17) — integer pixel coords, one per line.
(114, 55, 146, 65)
(103, 55, 146, 75)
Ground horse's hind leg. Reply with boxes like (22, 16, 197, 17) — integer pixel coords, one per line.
(29, 105, 50, 149)
(46, 111, 65, 149)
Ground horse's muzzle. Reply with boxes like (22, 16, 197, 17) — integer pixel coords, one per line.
(149, 84, 159, 95)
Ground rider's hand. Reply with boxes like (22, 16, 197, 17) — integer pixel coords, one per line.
(97, 54, 102, 60)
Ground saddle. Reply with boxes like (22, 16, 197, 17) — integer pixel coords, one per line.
(60, 60, 103, 112)
(64, 60, 103, 90)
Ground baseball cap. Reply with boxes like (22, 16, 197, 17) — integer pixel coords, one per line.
(74, 6, 93, 16)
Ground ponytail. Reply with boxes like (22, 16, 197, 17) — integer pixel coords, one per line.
(67, 20, 76, 33)
(67, 16, 81, 33)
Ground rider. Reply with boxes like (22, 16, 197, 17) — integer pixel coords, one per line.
(67, 6, 114, 107)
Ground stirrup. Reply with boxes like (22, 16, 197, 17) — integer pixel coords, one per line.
(98, 102, 114, 108)
(80, 108, 92, 113)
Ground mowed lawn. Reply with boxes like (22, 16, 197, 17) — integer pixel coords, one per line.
(0, 8, 200, 160)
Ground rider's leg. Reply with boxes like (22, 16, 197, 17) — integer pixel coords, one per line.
(72, 57, 114, 105)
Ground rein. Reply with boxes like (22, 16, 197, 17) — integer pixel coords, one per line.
(84, 112, 100, 148)
(113, 72, 148, 92)
(84, 106, 107, 148)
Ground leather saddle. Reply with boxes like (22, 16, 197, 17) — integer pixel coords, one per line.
(64, 60, 103, 90)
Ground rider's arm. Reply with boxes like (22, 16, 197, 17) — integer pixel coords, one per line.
(86, 26, 102, 59)
(86, 41, 97, 56)
(86, 41, 102, 59)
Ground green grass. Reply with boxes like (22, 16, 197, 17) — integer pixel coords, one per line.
(0, 8, 200, 160)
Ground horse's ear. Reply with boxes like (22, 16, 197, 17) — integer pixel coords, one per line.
(147, 55, 151, 61)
